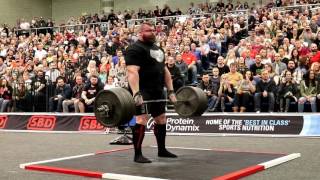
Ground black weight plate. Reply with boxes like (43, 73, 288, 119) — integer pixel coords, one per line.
(175, 86, 208, 117)
(94, 88, 127, 127)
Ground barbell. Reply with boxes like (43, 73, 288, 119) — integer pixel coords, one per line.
(94, 86, 208, 127)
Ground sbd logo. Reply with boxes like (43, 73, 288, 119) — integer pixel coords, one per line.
(0, 116, 8, 129)
(79, 116, 105, 131)
(27, 116, 56, 130)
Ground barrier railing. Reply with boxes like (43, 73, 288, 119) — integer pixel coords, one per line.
(14, 22, 110, 35)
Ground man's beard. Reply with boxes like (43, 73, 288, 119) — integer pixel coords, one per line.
(142, 34, 156, 44)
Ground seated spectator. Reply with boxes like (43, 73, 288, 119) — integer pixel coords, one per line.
(62, 75, 84, 113)
(254, 70, 276, 113)
(233, 70, 256, 112)
(278, 70, 298, 112)
(49, 76, 72, 112)
(215, 74, 236, 112)
(166, 56, 183, 92)
(197, 73, 217, 112)
(215, 56, 230, 76)
(104, 76, 117, 89)
(78, 75, 103, 113)
(298, 70, 318, 112)
(0, 78, 13, 112)
(250, 54, 264, 79)
(225, 63, 243, 89)
(237, 57, 248, 75)
(272, 53, 287, 76)
(181, 45, 198, 84)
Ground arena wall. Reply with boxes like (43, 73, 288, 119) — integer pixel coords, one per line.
(0, 0, 52, 26)
(52, 0, 101, 25)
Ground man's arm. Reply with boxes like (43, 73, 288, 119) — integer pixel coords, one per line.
(164, 66, 174, 92)
(127, 65, 140, 95)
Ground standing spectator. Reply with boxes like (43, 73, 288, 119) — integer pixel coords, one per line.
(31, 70, 47, 111)
(254, 70, 276, 113)
(62, 75, 84, 113)
(175, 53, 189, 85)
(233, 70, 256, 112)
(49, 76, 72, 112)
(34, 44, 47, 61)
(0, 78, 13, 112)
(298, 70, 318, 112)
(278, 70, 298, 112)
(78, 75, 103, 113)
(0, 56, 6, 77)
(166, 56, 183, 91)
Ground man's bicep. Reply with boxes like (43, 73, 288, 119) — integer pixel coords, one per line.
(127, 65, 140, 75)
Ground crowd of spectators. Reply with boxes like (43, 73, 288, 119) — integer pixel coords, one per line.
(1, 1, 320, 113)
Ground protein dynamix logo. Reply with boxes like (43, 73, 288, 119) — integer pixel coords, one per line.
(79, 116, 106, 131)
(147, 117, 200, 132)
(27, 116, 56, 130)
(0, 116, 8, 129)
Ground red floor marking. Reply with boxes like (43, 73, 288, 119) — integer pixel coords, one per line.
(95, 146, 133, 155)
(213, 165, 265, 180)
(25, 165, 103, 178)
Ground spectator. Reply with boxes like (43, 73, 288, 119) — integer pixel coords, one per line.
(254, 69, 276, 113)
(216, 74, 236, 112)
(197, 73, 216, 112)
(278, 70, 298, 112)
(78, 75, 103, 113)
(0, 56, 7, 77)
(181, 45, 198, 84)
(272, 53, 287, 76)
(215, 56, 230, 76)
(166, 56, 183, 91)
(0, 78, 13, 112)
(233, 70, 256, 112)
(62, 75, 84, 113)
(225, 63, 243, 88)
(31, 70, 47, 111)
(208, 67, 220, 111)
(104, 76, 117, 89)
(298, 70, 318, 112)
(175, 53, 188, 85)
(250, 54, 264, 78)
(49, 76, 72, 112)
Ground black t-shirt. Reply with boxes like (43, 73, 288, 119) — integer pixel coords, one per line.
(125, 40, 165, 91)
(84, 84, 103, 99)
(31, 76, 47, 93)
(250, 63, 264, 76)
(216, 65, 230, 76)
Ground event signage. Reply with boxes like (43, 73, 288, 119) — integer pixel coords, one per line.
(1, 113, 319, 136)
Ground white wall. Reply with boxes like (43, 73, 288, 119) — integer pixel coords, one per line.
(0, 0, 52, 26)
(52, 0, 101, 24)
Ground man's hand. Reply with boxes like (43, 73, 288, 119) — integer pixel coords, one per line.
(168, 90, 177, 104)
(133, 92, 144, 106)
(263, 91, 268, 97)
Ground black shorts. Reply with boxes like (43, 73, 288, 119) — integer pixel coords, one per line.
(135, 89, 166, 118)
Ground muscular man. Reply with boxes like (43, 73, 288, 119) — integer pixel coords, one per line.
(125, 22, 177, 163)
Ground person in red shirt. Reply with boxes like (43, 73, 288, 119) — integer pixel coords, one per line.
(309, 43, 320, 64)
(181, 45, 198, 84)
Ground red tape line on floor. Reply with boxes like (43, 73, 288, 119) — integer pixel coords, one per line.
(212, 165, 265, 180)
(25, 165, 103, 178)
